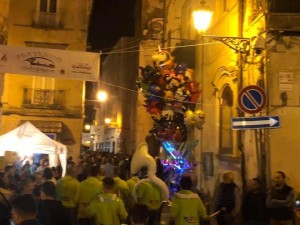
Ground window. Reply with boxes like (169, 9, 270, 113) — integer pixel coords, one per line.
(39, 0, 57, 13)
(219, 86, 233, 154)
(104, 142, 110, 152)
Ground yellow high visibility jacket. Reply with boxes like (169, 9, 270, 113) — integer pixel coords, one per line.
(135, 179, 163, 211)
(77, 176, 102, 218)
(86, 193, 128, 225)
(56, 175, 80, 208)
(170, 190, 208, 225)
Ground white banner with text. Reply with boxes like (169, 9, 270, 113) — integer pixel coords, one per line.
(0, 45, 100, 81)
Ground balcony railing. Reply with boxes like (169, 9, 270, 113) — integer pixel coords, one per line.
(32, 11, 63, 29)
(23, 88, 66, 109)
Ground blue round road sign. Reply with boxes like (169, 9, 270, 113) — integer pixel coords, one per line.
(238, 85, 266, 114)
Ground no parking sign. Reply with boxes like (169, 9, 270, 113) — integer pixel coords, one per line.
(238, 85, 266, 114)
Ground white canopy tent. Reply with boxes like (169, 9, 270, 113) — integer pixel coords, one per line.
(0, 121, 67, 176)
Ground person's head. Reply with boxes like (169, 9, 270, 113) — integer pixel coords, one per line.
(40, 159, 48, 167)
(222, 171, 234, 184)
(66, 165, 77, 177)
(102, 177, 115, 192)
(249, 177, 262, 191)
(4, 165, 12, 175)
(90, 165, 100, 177)
(40, 181, 56, 200)
(5, 165, 16, 175)
(179, 176, 193, 190)
(11, 194, 37, 224)
(10, 165, 17, 175)
(18, 178, 35, 194)
(43, 167, 53, 180)
(274, 171, 286, 188)
(34, 172, 43, 185)
(55, 166, 63, 178)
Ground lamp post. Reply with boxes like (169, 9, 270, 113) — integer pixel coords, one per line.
(192, 0, 213, 191)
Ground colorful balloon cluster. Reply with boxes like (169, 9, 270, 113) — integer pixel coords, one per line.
(149, 113, 187, 145)
(136, 49, 201, 115)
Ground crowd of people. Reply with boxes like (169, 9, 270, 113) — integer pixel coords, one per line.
(0, 150, 299, 225)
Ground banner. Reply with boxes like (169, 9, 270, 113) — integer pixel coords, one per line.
(0, 45, 100, 81)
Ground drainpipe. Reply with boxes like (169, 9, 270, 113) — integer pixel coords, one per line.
(238, 0, 246, 191)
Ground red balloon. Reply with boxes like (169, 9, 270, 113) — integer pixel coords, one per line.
(188, 81, 200, 93)
(190, 91, 201, 103)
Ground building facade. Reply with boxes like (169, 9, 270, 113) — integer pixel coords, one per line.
(0, 0, 94, 162)
(92, 37, 139, 155)
(162, 0, 300, 202)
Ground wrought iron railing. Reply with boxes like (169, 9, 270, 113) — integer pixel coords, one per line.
(23, 88, 66, 109)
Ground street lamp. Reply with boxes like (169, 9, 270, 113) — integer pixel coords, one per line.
(193, 0, 213, 33)
(96, 90, 108, 102)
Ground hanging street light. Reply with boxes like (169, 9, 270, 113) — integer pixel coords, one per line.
(193, 0, 213, 33)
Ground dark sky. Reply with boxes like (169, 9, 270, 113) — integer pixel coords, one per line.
(88, 0, 136, 52)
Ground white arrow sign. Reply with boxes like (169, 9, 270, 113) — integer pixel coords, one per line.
(231, 116, 280, 130)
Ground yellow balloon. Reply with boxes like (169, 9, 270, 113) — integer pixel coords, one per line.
(184, 110, 195, 126)
(193, 109, 205, 130)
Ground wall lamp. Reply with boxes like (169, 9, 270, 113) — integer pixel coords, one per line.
(193, 0, 213, 33)
(193, 0, 250, 54)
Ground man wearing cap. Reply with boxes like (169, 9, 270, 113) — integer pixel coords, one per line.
(11, 194, 40, 225)
(86, 176, 128, 225)
(170, 176, 208, 225)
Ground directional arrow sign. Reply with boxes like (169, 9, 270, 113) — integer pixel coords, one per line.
(231, 116, 280, 130)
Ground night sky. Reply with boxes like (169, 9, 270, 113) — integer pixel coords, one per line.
(88, 0, 136, 52)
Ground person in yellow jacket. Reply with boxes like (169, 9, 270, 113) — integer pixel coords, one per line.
(77, 165, 102, 225)
(56, 165, 80, 225)
(170, 176, 208, 225)
(135, 178, 163, 225)
(86, 176, 128, 225)
(126, 173, 140, 210)
(112, 166, 130, 208)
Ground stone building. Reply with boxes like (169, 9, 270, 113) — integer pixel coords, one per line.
(162, 0, 300, 200)
(0, 0, 94, 162)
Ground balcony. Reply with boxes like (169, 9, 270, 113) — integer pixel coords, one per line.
(32, 11, 63, 29)
(23, 88, 66, 110)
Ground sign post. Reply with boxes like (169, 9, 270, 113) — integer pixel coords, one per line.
(232, 116, 280, 130)
(238, 85, 266, 114)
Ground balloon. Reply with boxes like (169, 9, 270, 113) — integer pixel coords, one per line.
(165, 78, 180, 91)
(193, 109, 205, 130)
(149, 85, 161, 94)
(190, 91, 201, 103)
(131, 142, 169, 201)
(188, 81, 200, 93)
(139, 65, 161, 84)
(184, 109, 205, 129)
(175, 63, 187, 75)
(164, 90, 174, 102)
(184, 110, 194, 126)
(184, 69, 194, 82)
(152, 49, 174, 70)
(172, 127, 183, 143)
